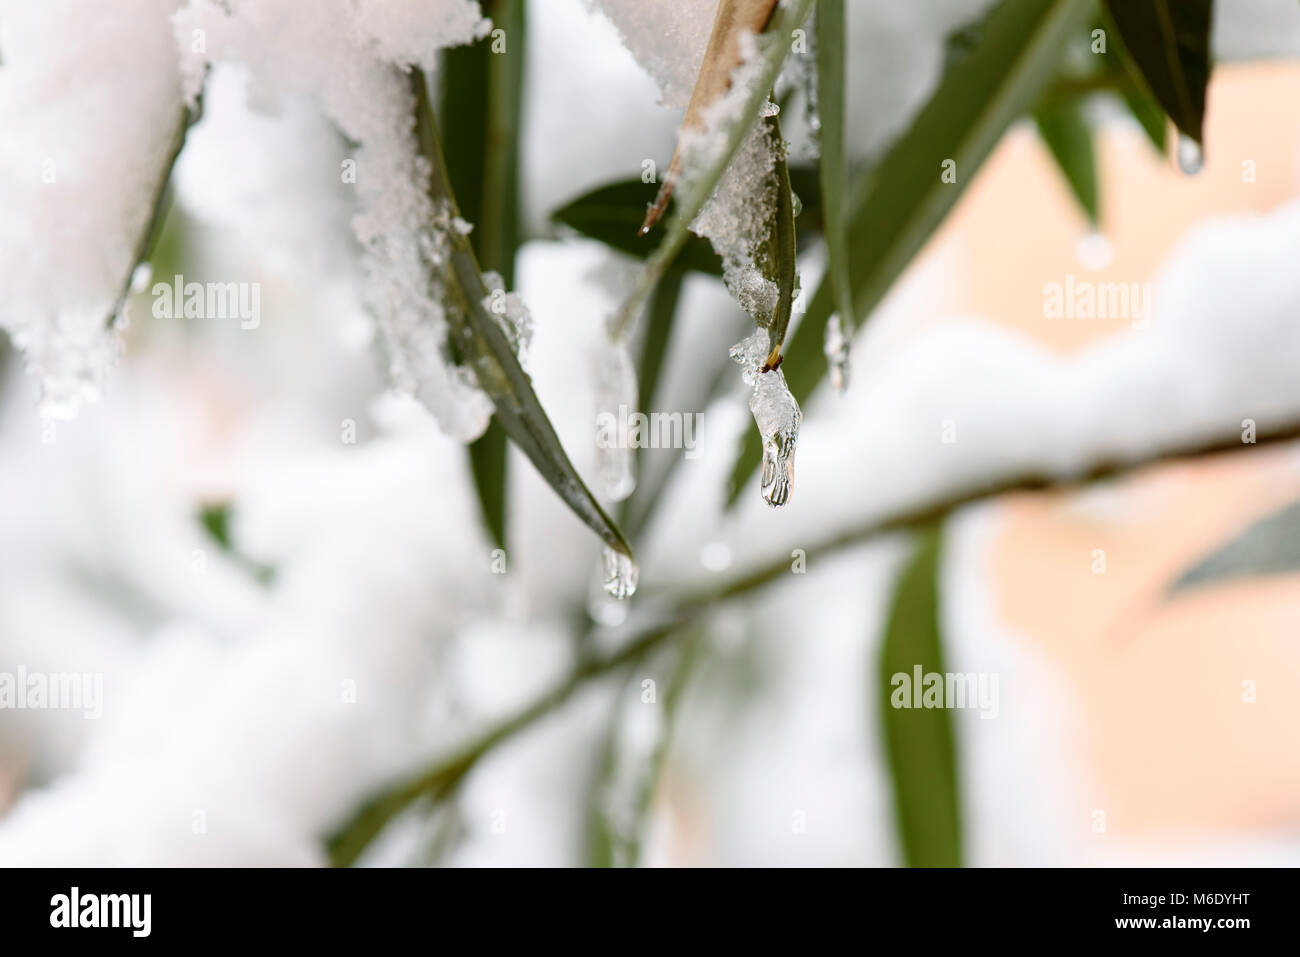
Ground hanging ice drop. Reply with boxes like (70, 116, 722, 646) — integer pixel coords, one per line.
(1177, 134, 1203, 175)
(601, 546, 639, 600)
(732, 330, 802, 508)
(823, 313, 850, 395)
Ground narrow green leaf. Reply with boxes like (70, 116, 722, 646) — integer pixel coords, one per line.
(727, 0, 1092, 503)
(1102, 0, 1213, 144)
(467, 419, 509, 548)
(552, 181, 725, 275)
(441, 0, 525, 550)
(1034, 98, 1099, 222)
(1121, 84, 1169, 153)
(637, 265, 686, 420)
(878, 525, 962, 867)
(816, 0, 855, 333)
(1169, 497, 1300, 594)
(107, 102, 197, 328)
(765, 112, 798, 358)
(412, 70, 634, 562)
(551, 164, 824, 275)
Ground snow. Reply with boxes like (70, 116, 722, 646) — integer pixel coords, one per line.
(4, 0, 1300, 867)
(0, 0, 185, 420)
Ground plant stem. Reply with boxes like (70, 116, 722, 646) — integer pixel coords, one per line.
(328, 416, 1300, 863)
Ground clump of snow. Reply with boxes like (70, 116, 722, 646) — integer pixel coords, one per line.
(691, 111, 782, 325)
(481, 269, 534, 370)
(587, 0, 720, 108)
(0, 0, 185, 420)
(172, 0, 495, 440)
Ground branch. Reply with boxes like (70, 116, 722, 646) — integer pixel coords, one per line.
(326, 415, 1300, 864)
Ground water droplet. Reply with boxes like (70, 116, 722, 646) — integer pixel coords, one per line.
(790, 191, 803, 218)
(129, 262, 153, 293)
(602, 547, 639, 600)
(699, 541, 732, 571)
(823, 313, 850, 395)
(1075, 231, 1113, 271)
(1177, 134, 1203, 175)
(760, 99, 780, 118)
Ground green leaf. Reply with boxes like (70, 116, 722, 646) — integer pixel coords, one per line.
(1169, 497, 1300, 594)
(550, 165, 825, 276)
(816, 0, 855, 333)
(552, 180, 725, 275)
(1034, 98, 1099, 222)
(637, 265, 686, 421)
(878, 525, 962, 867)
(1121, 83, 1169, 153)
(1102, 0, 1212, 144)
(412, 70, 634, 564)
(752, 110, 798, 357)
(727, 0, 1093, 503)
(441, 0, 525, 551)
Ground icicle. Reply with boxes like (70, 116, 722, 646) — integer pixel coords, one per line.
(602, 546, 639, 600)
(731, 329, 802, 508)
(592, 335, 638, 502)
(1177, 134, 1203, 175)
(823, 313, 850, 395)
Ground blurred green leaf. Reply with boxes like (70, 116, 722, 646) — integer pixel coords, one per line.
(1169, 497, 1300, 594)
(413, 70, 634, 563)
(442, 0, 525, 551)
(728, 0, 1093, 503)
(1102, 0, 1212, 144)
(878, 525, 962, 867)
(816, 0, 855, 333)
(550, 165, 824, 277)
(1121, 83, 1169, 153)
(552, 180, 725, 275)
(1034, 98, 1099, 222)
(637, 265, 686, 421)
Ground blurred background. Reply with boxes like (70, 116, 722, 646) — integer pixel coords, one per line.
(1, 0, 1299, 866)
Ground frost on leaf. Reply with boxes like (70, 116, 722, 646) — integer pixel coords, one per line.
(172, 0, 495, 441)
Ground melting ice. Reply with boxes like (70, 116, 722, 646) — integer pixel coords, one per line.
(730, 329, 802, 508)
(602, 546, 639, 600)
